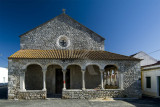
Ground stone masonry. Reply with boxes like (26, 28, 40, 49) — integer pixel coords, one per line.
(8, 58, 141, 99)
(8, 13, 142, 100)
(20, 14, 105, 50)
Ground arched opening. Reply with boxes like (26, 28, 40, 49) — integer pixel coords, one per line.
(66, 65, 81, 89)
(104, 65, 118, 89)
(25, 64, 43, 90)
(85, 65, 101, 89)
(46, 65, 63, 97)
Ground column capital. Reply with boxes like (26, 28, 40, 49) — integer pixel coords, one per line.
(42, 68, 47, 72)
(81, 69, 86, 72)
(100, 69, 105, 73)
(62, 69, 67, 73)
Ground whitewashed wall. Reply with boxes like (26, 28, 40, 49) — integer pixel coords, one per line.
(0, 67, 8, 83)
(142, 67, 160, 97)
(132, 51, 157, 66)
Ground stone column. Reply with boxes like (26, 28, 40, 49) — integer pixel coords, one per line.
(103, 71, 107, 86)
(62, 69, 67, 90)
(107, 71, 110, 85)
(100, 69, 104, 89)
(20, 69, 26, 91)
(42, 69, 47, 91)
(110, 70, 113, 85)
(113, 70, 115, 86)
(120, 73, 124, 89)
(116, 71, 118, 86)
(81, 70, 86, 90)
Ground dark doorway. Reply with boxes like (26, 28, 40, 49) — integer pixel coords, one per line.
(55, 69, 70, 94)
(66, 69, 70, 89)
(158, 76, 160, 96)
(56, 69, 63, 94)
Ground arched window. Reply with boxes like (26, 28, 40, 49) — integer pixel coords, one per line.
(104, 65, 118, 89)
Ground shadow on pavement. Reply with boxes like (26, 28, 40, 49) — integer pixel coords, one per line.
(120, 95, 160, 107)
(0, 86, 8, 99)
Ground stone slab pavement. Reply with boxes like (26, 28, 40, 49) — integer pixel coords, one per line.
(0, 87, 160, 107)
(0, 98, 160, 107)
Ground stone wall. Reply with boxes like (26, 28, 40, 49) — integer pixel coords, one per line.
(17, 90, 46, 100)
(8, 58, 141, 99)
(20, 14, 104, 51)
(62, 89, 124, 99)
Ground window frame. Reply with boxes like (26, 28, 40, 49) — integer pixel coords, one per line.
(146, 77, 151, 88)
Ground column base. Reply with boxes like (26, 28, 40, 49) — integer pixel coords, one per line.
(42, 88, 46, 91)
(82, 88, 86, 90)
(20, 89, 26, 91)
(63, 88, 66, 90)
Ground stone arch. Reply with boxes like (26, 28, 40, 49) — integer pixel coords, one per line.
(65, 63, 82, 70)
(25, 64, 43, 90)
(85, 63, 101, 70)
(22, 62, 43, 70)
(103, 64, 119, 70)
(45, 63, 63, 70)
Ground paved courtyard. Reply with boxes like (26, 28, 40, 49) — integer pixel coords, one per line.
(0, 98, 160, 107)
(0, 86, 160, 107)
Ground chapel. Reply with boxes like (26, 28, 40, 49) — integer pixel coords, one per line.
(8, 11, 141, 99)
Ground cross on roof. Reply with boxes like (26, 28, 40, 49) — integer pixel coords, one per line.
(62, 9, 66, 14)
(60, 40, 67, 47)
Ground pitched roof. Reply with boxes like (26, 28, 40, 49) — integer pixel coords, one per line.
(8, 49, 140, 61)
(142, 61, 160, 67)
(19, 13, 105, 40)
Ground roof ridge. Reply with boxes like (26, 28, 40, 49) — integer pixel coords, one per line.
(19, 13, 105, 40)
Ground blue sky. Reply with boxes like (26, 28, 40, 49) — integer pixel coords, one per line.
(0, 0, 160, 67)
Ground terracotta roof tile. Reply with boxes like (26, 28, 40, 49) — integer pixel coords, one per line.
(8, 49, 140, 60)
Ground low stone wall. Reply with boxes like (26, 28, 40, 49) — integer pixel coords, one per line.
(62, 89, 124, 99)
(16, 90, 46, 100)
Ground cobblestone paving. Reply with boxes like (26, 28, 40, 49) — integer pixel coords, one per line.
(0, 98, 160, 107)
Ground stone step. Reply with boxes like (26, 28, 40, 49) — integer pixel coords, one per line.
(47, 94, 62, 99)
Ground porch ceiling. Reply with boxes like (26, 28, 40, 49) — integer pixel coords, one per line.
(8, 49, 140, 60)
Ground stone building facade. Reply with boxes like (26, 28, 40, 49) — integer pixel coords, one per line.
(8, 13, 142, 100)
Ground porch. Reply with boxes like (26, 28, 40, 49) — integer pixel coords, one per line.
(19, 63, 124, 99)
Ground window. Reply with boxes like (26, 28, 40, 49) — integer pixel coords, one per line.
(59, 39, 67, 47)
(3, 77, 5, 83)
(146, 77, 151, 88)
(57, 35, 70, 48)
